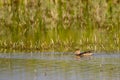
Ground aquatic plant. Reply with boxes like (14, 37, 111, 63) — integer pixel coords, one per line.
(0, 0, 119, 52)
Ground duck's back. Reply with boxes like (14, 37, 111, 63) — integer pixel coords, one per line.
(79, 50, 93, 56)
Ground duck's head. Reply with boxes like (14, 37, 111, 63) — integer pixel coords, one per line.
(74, 49, 80, 55)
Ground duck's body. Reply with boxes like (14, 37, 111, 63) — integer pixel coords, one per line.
(75, 49, 93, 56)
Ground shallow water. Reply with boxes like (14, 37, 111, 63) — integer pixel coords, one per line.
(0, 52, 120, 80)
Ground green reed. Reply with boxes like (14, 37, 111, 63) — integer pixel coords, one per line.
(0, 0, 120, 52)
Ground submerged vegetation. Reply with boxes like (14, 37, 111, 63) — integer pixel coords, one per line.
(0, 0, 120, 52)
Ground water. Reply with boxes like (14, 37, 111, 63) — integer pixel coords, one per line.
(0, 52, 120, 80)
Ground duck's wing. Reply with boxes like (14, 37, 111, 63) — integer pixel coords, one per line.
(80, 50, 93, 55)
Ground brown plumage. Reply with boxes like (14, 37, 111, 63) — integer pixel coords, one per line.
(74, 49, 93, 56)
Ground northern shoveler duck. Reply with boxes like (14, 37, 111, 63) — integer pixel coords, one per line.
(74, 49, 93, 56)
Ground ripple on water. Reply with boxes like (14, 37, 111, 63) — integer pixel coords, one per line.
(0, 52, 120, 80)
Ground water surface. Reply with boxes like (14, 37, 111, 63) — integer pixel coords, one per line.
(0, 52, 120, 80)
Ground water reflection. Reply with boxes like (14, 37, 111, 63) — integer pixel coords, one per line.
(0, 52, 120, 80)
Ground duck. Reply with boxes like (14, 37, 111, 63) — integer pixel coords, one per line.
(74, 49, 93, 56)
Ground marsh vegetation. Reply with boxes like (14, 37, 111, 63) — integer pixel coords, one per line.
(0, 0, 120, 52)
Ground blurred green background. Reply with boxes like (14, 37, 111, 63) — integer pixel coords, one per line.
(0, 0, 120, 52)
